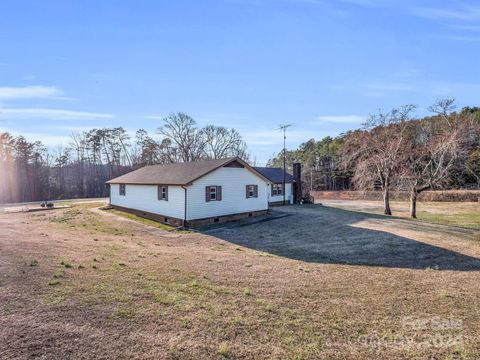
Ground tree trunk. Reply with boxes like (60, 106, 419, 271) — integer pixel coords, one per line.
(383, 189, 392, 215)
(410, 190, 418, 219)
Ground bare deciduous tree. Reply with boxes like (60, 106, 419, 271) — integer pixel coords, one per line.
(200, 125, 249, 160)
(157, 113, 205, 162)
(157, 113, 250, 163)
(401, 100, 477, 217)
(343, 105, 416, 215)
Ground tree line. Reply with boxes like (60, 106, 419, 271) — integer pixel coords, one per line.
(267, 100, 480, 218)
(2, 101, 479, 214)
(0, 113, 249, 204)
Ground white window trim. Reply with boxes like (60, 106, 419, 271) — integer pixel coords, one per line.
(209, 186, 217, 201)
(272, 183, 283, 196)
(247, 185, 256, 198)
(158, 185, 168, 201)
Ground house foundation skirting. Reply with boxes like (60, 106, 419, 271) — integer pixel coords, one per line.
(186, 209, 268, 228)
(268, 200, 290, 206)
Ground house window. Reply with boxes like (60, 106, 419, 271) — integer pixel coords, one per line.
(158, 185, 168, 201)
(206, 186, 222, 202)
(246, 184, 258, 198)
(210, 186, 217, 201)
(119, 184, 126, 196)
(272, 183, 283, 196)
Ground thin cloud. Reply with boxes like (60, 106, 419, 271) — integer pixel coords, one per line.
(316, 115, 365, 123)
(450, 24, 480, 32)
(412, 5, 480, 21)
(363, 82, 414, 92)
(0, 85, 66, 100)
(0, 108, 114, 120)
(21, 133, 72, 146)
(445, 35, 480, 42)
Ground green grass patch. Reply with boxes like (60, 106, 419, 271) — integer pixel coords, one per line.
(115, 307, 136, 319)
(256, 299, 273, 312)
(217, 343, 230, 358)
(324, 201, 480, 230)
(106, 209, 176, 231)
(416, 211, 480, 230)
(49, 208, 82, 223)
(51, 207, 132, 236)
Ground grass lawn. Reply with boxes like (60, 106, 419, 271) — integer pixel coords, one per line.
(1, 202, 479, 359)
(321, 200, 480, 230)
(105, 208, 177, 231)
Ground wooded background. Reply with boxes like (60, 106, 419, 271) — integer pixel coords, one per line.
(0, 113, 248, 203)
(1, 103, 479, 209)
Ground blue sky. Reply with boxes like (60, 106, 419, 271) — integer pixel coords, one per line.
(1, 0, 479, 165)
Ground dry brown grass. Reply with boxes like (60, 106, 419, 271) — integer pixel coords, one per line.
(0, 203, 479, 359)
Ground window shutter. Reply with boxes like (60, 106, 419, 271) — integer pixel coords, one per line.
(157, 185, 160, 200)
(246, 185, 249, 198)
(205, 186, 210, 202)
(271, 184, 274, 196)
(165, 186, 168, 201)
(254, 185, 258, 198)
(217, 186, 222, 201)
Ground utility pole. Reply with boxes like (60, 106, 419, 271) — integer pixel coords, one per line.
(278, 124, 292, 205)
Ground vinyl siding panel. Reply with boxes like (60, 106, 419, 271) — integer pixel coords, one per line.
(186, 167, 268, 220)
(110, 184, 185, 219)
(268, 183, 293, 204)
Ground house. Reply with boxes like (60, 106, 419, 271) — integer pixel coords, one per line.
(106, 157, 272, 227)
(253, 167, 295, 206)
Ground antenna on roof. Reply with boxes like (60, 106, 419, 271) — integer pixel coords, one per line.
(278, 123, 293, 206)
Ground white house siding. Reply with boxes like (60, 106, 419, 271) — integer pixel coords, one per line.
(110, 183, 185, 220)
(186, 167, 268, 220)
(268, 183, 293, 204)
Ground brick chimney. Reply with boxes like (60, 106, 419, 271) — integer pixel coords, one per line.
(293, 162, 302, 204)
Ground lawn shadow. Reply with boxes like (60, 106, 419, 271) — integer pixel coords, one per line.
(200, 205, 480, 271)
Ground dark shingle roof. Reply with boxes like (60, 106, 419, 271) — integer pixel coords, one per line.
(106, 157, 269, 185)
(253, 167, 295, 183)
